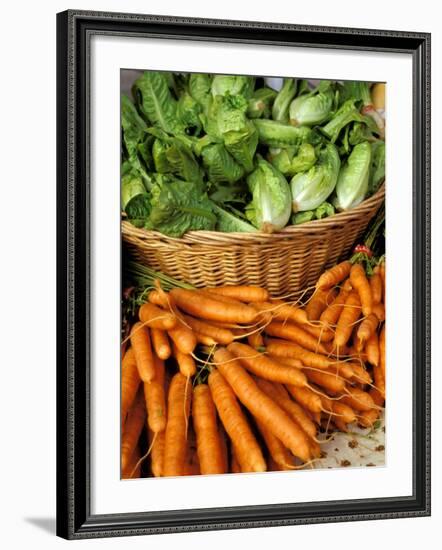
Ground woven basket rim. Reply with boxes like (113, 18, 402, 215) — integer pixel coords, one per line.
(122, 183, 384, 245)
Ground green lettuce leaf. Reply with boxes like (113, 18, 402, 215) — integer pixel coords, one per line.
(247, 87, 277, 119)
(146, 175, 216, 237)
(149, 129, 203, 185)
(132, 71, 183, 134)
(212, 203, 257, 232)
(291, 143, 341, 212)
(368, 141, 385, 194)
(201, 143, 244, 184)
(177, 91, 202, 135)
(254, 119, 312, 148)
(188, 73, 213, 111)
(272, 78, 297, 122)
(121, 167, 151, 227)
(247, 157, 292, 232)
(211, 75, 255, 98)
(335, 141, 372, 210)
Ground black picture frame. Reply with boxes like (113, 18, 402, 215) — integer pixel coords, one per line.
(56, 9, 431, 540)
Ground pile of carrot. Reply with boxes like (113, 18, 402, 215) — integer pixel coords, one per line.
(121, 259, 386, 478)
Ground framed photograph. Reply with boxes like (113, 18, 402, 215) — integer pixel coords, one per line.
(56, 9, 431, 540)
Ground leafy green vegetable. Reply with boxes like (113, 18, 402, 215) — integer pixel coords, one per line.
(132, 71, 183, 135)
(292, 210, 315, 224)
(121, 95, 153, 183)
(270, 143, 316, 176)
(177, 91, 203, 134)
(321, 99, 380, 143)
(369, 141, 385, 194)
(188, 73, 212, 111)
(149, 129, 203, 184)
(211, 75, 255, 98)
(291, 143, 341, 212)
(201, 143, 244, 184)
(291, 143, 317, 173)
(247, 87, 277, 119)
(121, 72, 385, 235)
(121, 168, 151, 227)
(146, 175, 216, 237)
(289, 81, 334, 127)
(272, 78, 297, 122)
(212, 203, 258, 232)
(339, 80, 372, 107)
(335, 141, 372, 210)
(315, 201, 335, 219)
(204, 94, 258, 171)
(254, 119, 312, 148)
(247, 157, 292, 232)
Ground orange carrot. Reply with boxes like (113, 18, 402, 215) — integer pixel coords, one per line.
(163, 373, 192, 477)
(380, 324, 386, 378)
(305, 288, 337, 321)
(253, 300, 309, 326)
(139, 302, 177, 330)
(183, 426, 200, 476)
(193, 384, 226, 475)
(303, 368, 346, 394)
(255, 378, 317, 441)
(341, 386, 375, 412)
(227, 342, 307, 387)
(194, 333, 217, 346)
(148, 289, 173, 309)
(144, 355, 167, 433)
(256, 419, 296, 470)
(366, 331, 380, 367)
(248, 331, 265, 349)
(151, 328, 171, 360)
(346, 362, 372, 384)
(172, 343, 197, 377)
(369, 387, 385, 407)
(358, 408, 380, 428)
(370, 272, 383, 304)
(267, 354, 303, 369)
(149, 429, 165, 477)
(372, 302, 385, 322)
(333, 292, 361, 349)
(230, 445, 242, 473)
(356, 313, 379, 349)
(350, 263, 373, 316)
(333, 417, 349, 433)
(328, 362, 355, 380)
(168, 320, 197, 355)
(286, 385, 323, 414)
(181, 314, 234, 345)
(379, 262, 386, 302)
(130, 323, 155, 382)
(121, 389, 146, 472)
(265, 339, 331, 369)
(214, 348, 311, 462)
(121, 348, 140, 426)
(264, 321, 328, 354)
(316, 261, 352, 291)
(319, 285, 350, 331)
(373, 364, 385, 399)
(122, 446, 141, 479)
(197, 289, 245, 306)
(218, 424, 229, 473)
(206, 285, 269, 303)
(170, 288, 258, 324)
(208, 368, 266, 472)
(320, 395, 356, 424)
(301, 322, 334, 343)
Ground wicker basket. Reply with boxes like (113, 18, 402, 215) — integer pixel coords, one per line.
(122, 185, 385, 296)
